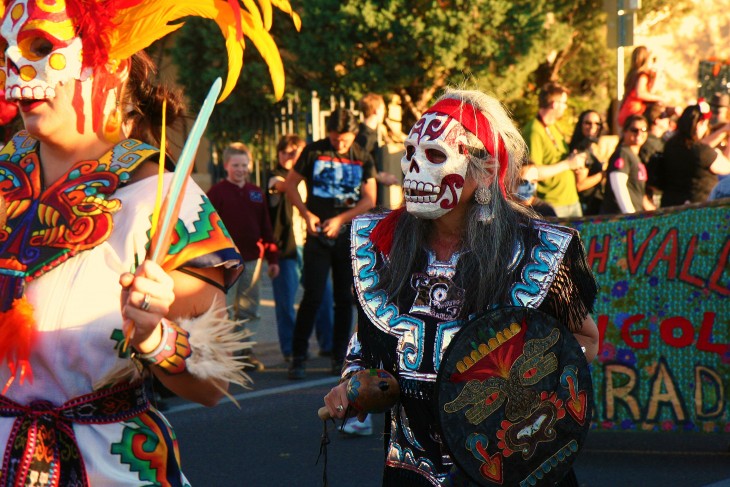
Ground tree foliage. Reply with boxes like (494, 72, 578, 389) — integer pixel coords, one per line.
(169, 0, 688, 145)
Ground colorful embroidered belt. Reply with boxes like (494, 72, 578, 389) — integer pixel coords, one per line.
(0, 381, 150, 486)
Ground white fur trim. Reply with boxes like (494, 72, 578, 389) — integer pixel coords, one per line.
(180, 303, 253, 389)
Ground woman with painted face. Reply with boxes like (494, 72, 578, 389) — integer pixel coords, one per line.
(321, 89, 599, 486)
(569, 110, 606, 216)
(0, 0, 298, 484)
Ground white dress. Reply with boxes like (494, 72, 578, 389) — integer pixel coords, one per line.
(0, 133, 241, 486)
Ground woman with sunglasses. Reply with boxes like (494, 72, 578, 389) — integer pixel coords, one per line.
(569, 110, 606, 215)
(601, 115, 656, 214)
(658, 102, 730, 207)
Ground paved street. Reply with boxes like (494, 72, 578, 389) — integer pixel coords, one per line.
(162, 268, 730, 487)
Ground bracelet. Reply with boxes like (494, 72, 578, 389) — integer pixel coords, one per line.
(136, 319, 192, 374)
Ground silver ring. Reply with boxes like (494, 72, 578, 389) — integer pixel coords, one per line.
(336, 405, 344, 412)
(140, 293, 151, 312)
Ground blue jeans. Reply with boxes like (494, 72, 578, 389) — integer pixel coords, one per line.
(272, 248, 333, 357)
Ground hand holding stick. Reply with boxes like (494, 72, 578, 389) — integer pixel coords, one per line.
(319, 368, 400, 420)
(122, 78, 222, 352)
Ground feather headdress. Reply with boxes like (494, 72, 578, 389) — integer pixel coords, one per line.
(0, 0, 301, 101)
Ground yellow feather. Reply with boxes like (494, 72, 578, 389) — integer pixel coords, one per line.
(151, 99, 167, 237)
(103, 0, 295, 101)
(254, 0, 272, 30)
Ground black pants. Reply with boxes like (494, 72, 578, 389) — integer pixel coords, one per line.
(291, 230, 354, 362)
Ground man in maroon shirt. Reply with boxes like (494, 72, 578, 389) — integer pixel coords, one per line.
(208, 142, 280, 369)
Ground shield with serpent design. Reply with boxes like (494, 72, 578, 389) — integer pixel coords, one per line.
(436, 307, 593, 486)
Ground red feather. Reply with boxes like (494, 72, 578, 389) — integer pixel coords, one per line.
(370, 207, 405, 257)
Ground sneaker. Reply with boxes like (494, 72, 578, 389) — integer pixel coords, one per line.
(341, 416, 373, 436)
(288, 359, 306, 380)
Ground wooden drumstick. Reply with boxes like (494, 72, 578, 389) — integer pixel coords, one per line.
(318, 368, 399, 420)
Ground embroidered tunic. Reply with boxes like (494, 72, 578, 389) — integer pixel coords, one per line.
(345, 212, 597, 486)
(0, 132, 241, 485)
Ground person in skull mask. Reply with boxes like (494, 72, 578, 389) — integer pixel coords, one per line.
(321, 89, 599, 486)
(0, 0, 298, 484)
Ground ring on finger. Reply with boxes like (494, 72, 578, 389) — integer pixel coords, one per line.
(336, 405, 344, 412)
(140, 293, 152, 312)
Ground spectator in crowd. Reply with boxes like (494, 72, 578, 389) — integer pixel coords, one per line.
(515, 163, 557, 217)
(569, 110, 606, 216)
(659, 101, 730, 206)
(640, 102, 670, 163)
(639, 102, 671, 205)
(268, 134, 334, 362)
(285, 108, 376, 379)
(523, 82, 586, 217)
(709, 92, 730, 127)
(708, 93, 729, 152)
(208, 142, 281, 371)
(356, 93, 400, 205)
(601, 115, 656, 214)
(618, 46, 662, 127)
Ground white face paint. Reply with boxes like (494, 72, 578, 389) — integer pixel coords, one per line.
(0, 0, 86, 101)
(401, 112, 471, 219)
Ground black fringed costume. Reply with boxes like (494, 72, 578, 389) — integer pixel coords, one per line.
(342, 212, 598, 486)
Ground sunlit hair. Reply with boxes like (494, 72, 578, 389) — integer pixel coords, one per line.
(378, 88, 537, 317)
(624, 46, 653, 95)
(359, 93, 385, 117)
(276, 134, 304, 152)
(671, 104, 708, 148)
(569, 110, 602, 152)
(223, 141, 251, 164)
(537, 82, 569, 109)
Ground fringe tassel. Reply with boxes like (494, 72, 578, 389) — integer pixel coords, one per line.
(95, 301, 253, 399)
(0, 296, 36, 394)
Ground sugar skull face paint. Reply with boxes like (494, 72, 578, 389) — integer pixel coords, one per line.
(401, 112, 472, 220)
(0, 0, 86, 101)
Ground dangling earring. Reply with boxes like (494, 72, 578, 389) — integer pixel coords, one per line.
(475, 186, 494, 223)
(103, 89, 122, 142)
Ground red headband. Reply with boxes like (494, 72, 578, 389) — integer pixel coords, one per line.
(424, 98, 509, 197)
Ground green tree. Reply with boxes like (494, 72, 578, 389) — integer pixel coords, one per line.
(169, 0, 690, 145)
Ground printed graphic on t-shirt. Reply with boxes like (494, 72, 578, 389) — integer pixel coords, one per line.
(312, 156, 363, 208)
(249, 190, 264, 203)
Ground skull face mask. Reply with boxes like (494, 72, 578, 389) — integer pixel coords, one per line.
(0, 0, 86, 101)
(401, 113, 473, 219)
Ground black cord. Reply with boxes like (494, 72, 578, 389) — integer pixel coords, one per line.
(316, 418, 334, 487)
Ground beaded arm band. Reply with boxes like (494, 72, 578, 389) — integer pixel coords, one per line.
(136, 319, 192, 375)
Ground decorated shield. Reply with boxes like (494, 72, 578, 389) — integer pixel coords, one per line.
(436, 306, 593, 486)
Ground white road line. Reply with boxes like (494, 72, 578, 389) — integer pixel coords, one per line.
(164, 376, 339, 415)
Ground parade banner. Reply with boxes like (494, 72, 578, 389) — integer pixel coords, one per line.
(567, 200, 729, 433)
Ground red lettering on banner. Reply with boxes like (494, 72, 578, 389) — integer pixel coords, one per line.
(679, 235, 705, 288)
(659, 317, 694, 348)
(627, 227, 659, 275)
(597, 315, 609, 352)
(646, 228, 678, 279)
(708, 238, 730, 296)
(588, 235, 610, 274)
(697, 312, 730, 355)
(621, 314, 649, 349)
